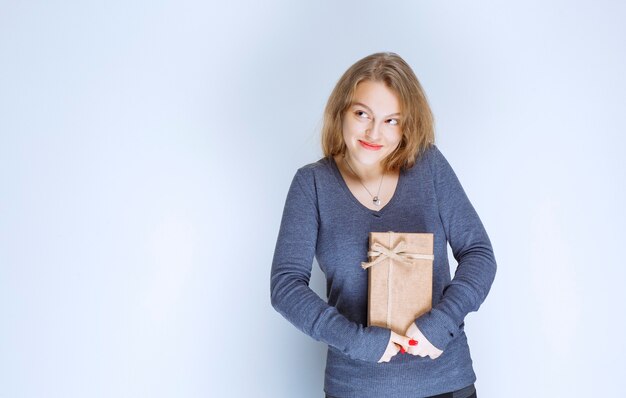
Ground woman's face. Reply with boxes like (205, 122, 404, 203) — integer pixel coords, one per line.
(341, 80, 403, 169)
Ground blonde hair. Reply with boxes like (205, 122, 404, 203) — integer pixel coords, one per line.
(321, 52, 435, 172)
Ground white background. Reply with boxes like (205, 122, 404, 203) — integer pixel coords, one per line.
(1, 1, 625, 397)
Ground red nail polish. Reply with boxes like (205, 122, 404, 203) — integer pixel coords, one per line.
(409, 339, 418, 346)
(400, 347, 406, 354)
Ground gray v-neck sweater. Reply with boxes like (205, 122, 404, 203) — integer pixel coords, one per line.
(270, 144, 497, 397)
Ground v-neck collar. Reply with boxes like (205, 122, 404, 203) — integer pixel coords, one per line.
(328, 155, 405, 216)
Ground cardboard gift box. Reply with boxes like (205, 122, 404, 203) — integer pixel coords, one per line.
(361, 231, 434, 335)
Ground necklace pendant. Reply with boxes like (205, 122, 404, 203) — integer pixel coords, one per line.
(373, 196, 381, 206)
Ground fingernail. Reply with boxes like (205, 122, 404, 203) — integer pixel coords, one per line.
(409, 339, 418, 346)
(400, 347, 406, 354)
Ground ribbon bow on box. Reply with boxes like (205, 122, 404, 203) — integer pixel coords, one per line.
(361, 240, 434, 270)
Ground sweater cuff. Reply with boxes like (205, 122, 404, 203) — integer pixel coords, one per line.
(413, 308, 460, 351)
(350, 325, 391, 363)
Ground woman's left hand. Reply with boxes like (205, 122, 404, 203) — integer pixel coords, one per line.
(405, 323, 443, 359)
(378, 330, 413, 363)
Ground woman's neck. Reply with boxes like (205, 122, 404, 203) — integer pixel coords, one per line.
(341, 153, 386, 182)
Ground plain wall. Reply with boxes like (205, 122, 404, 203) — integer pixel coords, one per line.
(1, 1, 625, 397)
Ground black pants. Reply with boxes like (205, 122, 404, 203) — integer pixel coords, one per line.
(325, 388, 477, 398)
(428, 390, 477, 398)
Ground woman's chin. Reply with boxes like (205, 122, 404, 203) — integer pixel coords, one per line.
(349, 149, 386, 164)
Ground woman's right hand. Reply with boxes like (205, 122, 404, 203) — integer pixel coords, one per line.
(377, 330, 414, 363)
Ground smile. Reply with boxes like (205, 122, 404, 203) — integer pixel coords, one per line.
(359, 140, 383, 150)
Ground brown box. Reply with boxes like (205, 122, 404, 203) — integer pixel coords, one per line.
(362, 231, 434, 335)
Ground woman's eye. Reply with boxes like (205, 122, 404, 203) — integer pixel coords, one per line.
(387, 118, 399, 126)
(355, 110, 369, 119)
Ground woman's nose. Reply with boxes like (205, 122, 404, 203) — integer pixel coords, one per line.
(365, 122, 381, 139)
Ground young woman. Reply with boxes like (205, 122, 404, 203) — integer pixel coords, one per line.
(270, 52, 496, 398)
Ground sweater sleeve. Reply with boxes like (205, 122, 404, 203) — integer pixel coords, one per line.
(413, 145, 497, 351)
(270, 168, 390, 363)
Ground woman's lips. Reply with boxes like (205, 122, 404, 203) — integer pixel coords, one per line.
(359, 140, 382, 150)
